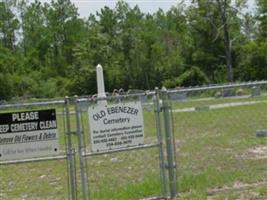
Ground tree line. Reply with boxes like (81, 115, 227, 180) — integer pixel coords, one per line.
(0, 0, 266, 100)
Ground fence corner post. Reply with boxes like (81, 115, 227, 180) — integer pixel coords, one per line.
(160, 87, 177, 199)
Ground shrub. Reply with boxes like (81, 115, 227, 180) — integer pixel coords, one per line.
(176, 66, 209, 87)
(0, 73, 13, 100)
(163, 66, 209, 88)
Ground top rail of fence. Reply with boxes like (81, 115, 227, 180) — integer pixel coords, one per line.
(0, 99, 65, 110)
(76, 91, 156, 103)
(167, 81, 267, 94)
(0, 154, 67, 165)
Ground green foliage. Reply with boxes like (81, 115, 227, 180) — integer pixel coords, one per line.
(177, 66, 210, 87)
(0, 0, 266, 100)
(236, 41, 267, 81)
(0, 1, 19, 49)
(0, 47, 17, 73)
(256, 0, 267, 39)
(0, 73, 13, 100)
(163, 66, 209, 88)
(69, 65, 97, 95)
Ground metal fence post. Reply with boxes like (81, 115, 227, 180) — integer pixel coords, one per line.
(161, 87, 177, 199)
(65, 96, 77, 200)
(154, 87, 167, 196)
(74, 96, 88, 200)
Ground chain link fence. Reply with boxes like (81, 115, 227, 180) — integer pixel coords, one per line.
(0, 99, 75, 200)
(167, 81, 267, 199)
(2, 81, 267, 199)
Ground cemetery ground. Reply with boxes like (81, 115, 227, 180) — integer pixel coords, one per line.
(1, 94, 267, 199)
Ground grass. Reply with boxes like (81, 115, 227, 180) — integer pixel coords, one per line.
(0, 160, 69, 200)
(1, 94, 267, 199)
(171, 93, 267, 109)
(91, 175, 161, 200)
(172, 94, 267, 199)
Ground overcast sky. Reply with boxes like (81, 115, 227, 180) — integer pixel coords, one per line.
(31, 0, 256, 18)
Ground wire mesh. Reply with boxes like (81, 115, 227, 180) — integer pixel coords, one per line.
(0, 100, 71, 200)
(2, 82, 265, 199)
(76, 93, 165, 200)
(168, 83, 267, 199)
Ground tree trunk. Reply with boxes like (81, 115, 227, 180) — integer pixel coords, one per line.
(217, 0, 233, 82)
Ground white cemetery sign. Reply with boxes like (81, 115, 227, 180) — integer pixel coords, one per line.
(88, 101, 144, 152)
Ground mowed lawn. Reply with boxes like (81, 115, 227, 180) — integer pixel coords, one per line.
(173, 96, 267, 199)
(1, 95, 267, 199)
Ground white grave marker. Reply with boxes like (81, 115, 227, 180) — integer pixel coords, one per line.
(96, 64, 107, 105)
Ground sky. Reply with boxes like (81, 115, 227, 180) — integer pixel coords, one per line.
(31, 0, 256, 18)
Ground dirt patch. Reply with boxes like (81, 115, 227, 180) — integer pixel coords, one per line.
(245, 146, 267, 160)
(207, 181, 267, 200)
(207, 181, 267, 195)
(140, 197, 168, 200)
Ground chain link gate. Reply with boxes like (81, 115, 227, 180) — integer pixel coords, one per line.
(0, 93, 178, 200)
(0, 99, 77, 200)
(71, 91, 178, 200)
